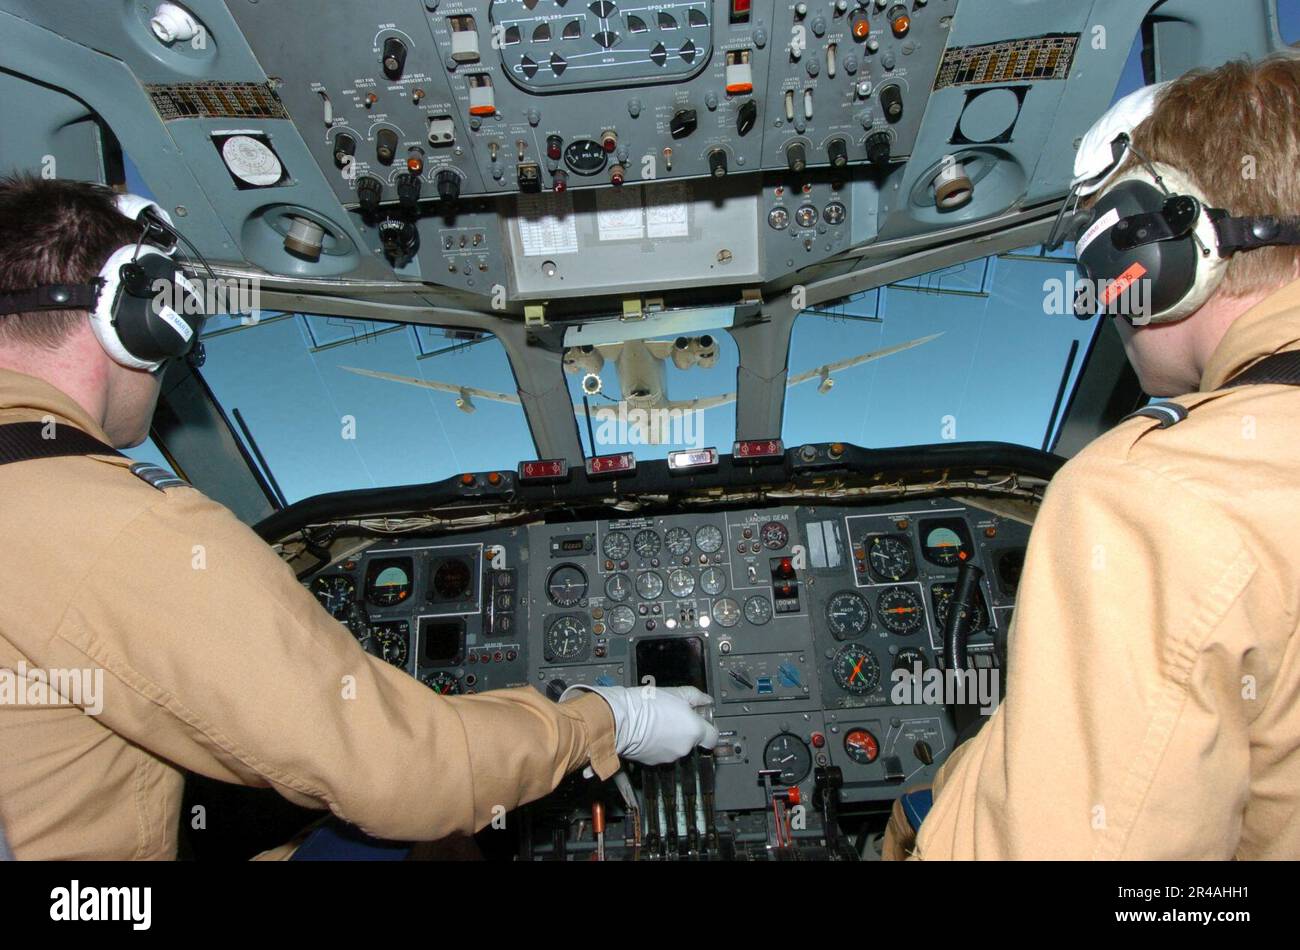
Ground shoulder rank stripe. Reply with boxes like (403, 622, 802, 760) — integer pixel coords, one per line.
(1121, 403, 1189, 428)
(129, 462, 190, 491)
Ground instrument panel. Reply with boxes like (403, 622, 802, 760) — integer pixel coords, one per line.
(230, 0, 950, 205)
(309, 494, 1028, 823)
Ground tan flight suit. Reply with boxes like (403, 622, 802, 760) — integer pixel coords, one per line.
(0, 369, 619, 859)
(892, 276, 1300, 859)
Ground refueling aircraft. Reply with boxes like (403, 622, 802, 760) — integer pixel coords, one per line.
(341, 332, 940, 441)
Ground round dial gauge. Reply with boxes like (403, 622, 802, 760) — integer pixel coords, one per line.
(843, 727, 880, 765)
(545, 616, 589, 661)
(547, 564, 588, 607)
(867, 535, 915, 582)
(664, 527, 693, 557)
(744, 595, 773, 625)
(604, 573, 632, 602)
(633, 529, 662, 559)
(711, 597, 740, 628)
(564, 138, 609, 175)
(699, 567, 726, 595)
(893, 647, 929, 675)
(826, 590, 871, 640)
(366, 560, 412, 607)
(606, 604, 637, 635)
(635, 571, 664, 600)
(695, 524, 724, 554)
(768, 206, 790, 230)
(375, 629, 409, 668)
(763, 733, 812, 785)
(760, 521, 789, 550)
(345, 603, 372, 649)
(668, 569, 695, 598)
(833, 644, 881, 694)
(923, 525, 968, 566)
(603, 530, 631, 561)
(311, 575, 355, 619)
(794, 204, 818, 229)
(421, 671, 461, 695)
(931, 583, 988, 631)
(823, 201, 847, 226)
(433, 559, 472, 600)
(877, 586, 925, 635)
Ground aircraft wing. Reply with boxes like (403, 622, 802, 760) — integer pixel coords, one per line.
(339, 366, 522, 405)
(784, 332, 944, 387)
(660, 332, 944, 413)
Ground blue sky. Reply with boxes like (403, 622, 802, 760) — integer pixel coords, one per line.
(125, 3, 1300, 503)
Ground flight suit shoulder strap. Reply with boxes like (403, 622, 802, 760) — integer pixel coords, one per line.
(1219, 350, 1300, 389)
(1119, 351, 1300, 432)
(0, 421, 189, 491)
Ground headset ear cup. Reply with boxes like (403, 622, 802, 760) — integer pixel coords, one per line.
(1131, 163, 1229, 323)
(88, 245, 161, 371)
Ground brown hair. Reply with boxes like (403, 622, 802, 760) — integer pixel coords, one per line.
(0, 174, 141, 349)
(1124, 53, 1300, 296)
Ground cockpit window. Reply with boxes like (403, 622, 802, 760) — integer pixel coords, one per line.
(783, 244, 1098, 453)
(198, 315, 536, 503)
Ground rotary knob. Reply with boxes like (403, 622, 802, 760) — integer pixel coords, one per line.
(786, 141, 808, 173)
(356, 176, 383, 213)
(827, 138, 849, 169)
(866, 131, 892, 167)
(436, 169, 461, 202)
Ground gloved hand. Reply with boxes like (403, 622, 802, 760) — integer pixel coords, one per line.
(561, 684, 719, 766)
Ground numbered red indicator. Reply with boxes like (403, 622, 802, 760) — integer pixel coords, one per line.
(733, 438, 784, 462)
(585, 452, 636, 478)
(518, 459, 569, 482)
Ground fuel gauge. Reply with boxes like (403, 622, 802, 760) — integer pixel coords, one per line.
(843, 727, 880, 765)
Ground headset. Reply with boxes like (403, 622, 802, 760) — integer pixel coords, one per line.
(0, 192, 207, 372)
(1049, 131, 1300, 326)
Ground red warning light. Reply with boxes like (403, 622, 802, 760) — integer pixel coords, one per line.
(733, 438, 785, 462)
(585, 452, 636, 478)
(518, 459, 570, 483)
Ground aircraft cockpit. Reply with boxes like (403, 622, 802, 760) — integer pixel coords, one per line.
(2, 0, 1298, 876)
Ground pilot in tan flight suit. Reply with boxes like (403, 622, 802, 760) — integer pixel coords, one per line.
(885, 54, 1300, 859)
(0, 176, 718, 860)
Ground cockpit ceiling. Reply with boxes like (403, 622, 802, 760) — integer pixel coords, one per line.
(9, 0, 1284, 323)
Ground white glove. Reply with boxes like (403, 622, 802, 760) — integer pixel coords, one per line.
(561, 684, 719, 766)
